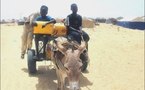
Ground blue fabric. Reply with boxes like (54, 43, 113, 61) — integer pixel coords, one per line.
(35, 16, 53, 21)
(117, 21, 145, 30)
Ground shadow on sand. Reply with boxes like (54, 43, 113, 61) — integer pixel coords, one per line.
(22, 66, 93, 90)
(80, 73, 93, 90)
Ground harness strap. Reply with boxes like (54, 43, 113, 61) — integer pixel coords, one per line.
(50, 41, 60, 70)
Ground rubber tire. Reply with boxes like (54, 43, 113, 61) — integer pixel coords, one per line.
(80, 53, 88, 72)
(81, 43, 89, 72)
(27, 49, 37, 74)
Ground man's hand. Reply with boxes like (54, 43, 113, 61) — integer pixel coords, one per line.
(42, 23, 48, 28)
(79, 30, 83, 35)
(42, 20, 56, 28)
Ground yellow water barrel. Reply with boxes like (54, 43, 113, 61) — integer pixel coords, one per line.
(53, 24, 67, 36)
(33, 21, 54, 35)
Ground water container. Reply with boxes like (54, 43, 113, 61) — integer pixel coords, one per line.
(53, 24, 67, 36)
(33, 21, 54, 35)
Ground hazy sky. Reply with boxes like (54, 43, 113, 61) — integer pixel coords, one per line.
(1, 0, 144, 19)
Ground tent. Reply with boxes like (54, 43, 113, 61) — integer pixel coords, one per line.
(82, 18, 95, 28)
(117, 16, 145, 30)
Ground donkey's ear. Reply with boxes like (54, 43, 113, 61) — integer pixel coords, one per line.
(55, 40, 67, 55)
(54, 37, 69, 55)
(77, 41, 86, 55)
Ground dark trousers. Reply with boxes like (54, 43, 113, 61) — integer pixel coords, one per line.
(68, 30, 90, 44)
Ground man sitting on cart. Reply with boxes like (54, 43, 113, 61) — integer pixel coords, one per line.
(33, 5, 56, 60)
(64, 3, 90, 44)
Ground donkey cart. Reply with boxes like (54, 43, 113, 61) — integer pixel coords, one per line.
(27, 21, 89, 74)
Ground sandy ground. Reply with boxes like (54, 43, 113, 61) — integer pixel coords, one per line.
(1, 23, 144, 90)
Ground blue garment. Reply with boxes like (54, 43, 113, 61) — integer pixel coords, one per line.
(34, 15, 54, 58)
(35, 16, 53, 21)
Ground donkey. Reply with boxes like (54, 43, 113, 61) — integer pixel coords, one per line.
(21, 12, 40, 59)
(51, 37, 86, 90)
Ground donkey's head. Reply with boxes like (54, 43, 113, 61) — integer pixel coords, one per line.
(56, 40, 86, 90)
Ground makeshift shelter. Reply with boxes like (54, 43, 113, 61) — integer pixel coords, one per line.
(82, 18, 95, 28)
(117, 16, 145, 30)
(106, 18, 117, 25)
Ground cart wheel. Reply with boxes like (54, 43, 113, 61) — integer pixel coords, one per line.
(27, 49, 37, 74)
(80, 43, 89, 72)
(80, 52, 88, 72)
